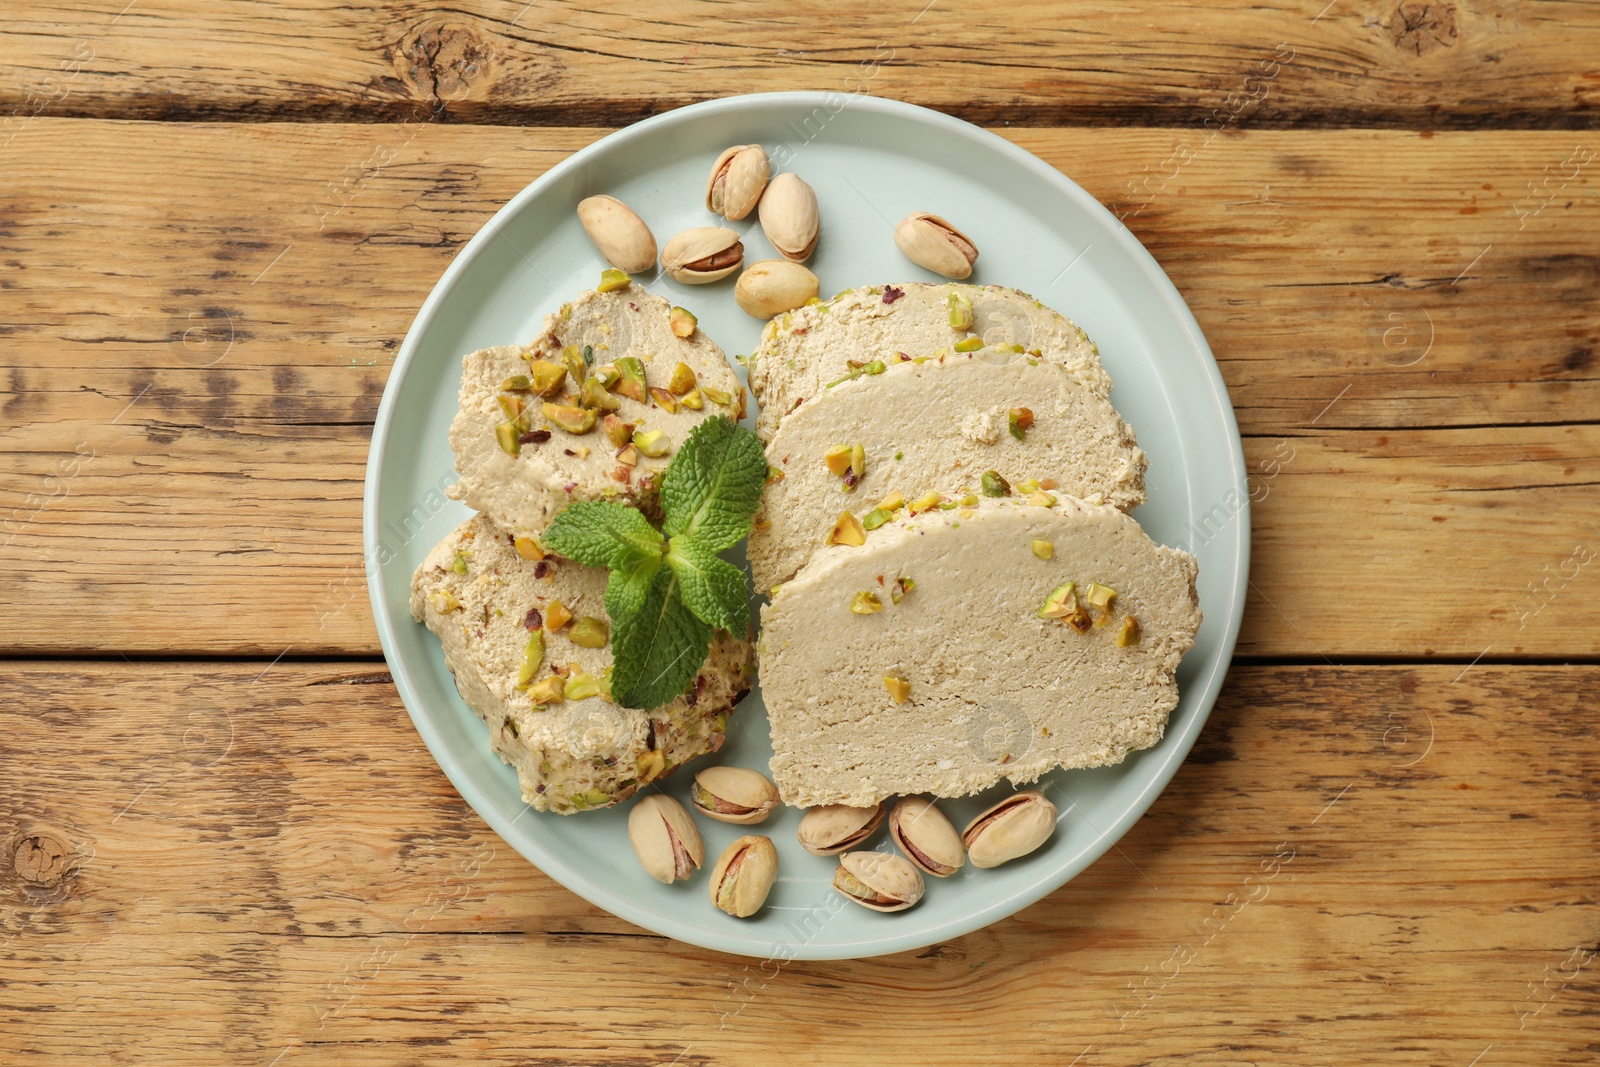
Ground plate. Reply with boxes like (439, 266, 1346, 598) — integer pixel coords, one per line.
(365, 92, 1248, 960)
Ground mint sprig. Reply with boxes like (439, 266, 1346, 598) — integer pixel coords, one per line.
(542, 415, 764, 710)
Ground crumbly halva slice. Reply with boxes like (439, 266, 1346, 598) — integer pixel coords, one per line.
(748, 357, 1146, 590)
(449, 283, 745, 539)
(411, 515, 752, 814)
(747, 283, 1110, 441)
(759, 497, 1199, 808)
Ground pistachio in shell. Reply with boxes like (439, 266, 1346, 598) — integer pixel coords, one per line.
(662, 226, 745, 284)
(893, 212, 979, 279)
(691, 766, 780, 825)
(796, 802, 885, 856)
(734, 259, 819, 320)
(961, 790, 1057, 869)
(889, 797, 965, 877)
(706, 144, 771, 221)
(627, 794, 705, 884)
(833, 851, 925, 913)
(576, 194, 657, 274)
(709, 835, 778, 917)
(758, 172, 820, 262)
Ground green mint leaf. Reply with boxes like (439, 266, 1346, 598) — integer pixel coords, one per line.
(665, 535, 750, 633)
(659, 415, 768, 553)
(603, 557, 658, 620)
(609, 569, 712, 710)
(542, 501, 664, 570)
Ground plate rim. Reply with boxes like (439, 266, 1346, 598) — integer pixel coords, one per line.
(364, 90, 1250, 960)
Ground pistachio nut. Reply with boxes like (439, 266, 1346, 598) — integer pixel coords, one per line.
(705, 144, 771, 221)
(734, 260, 820, 320)
(627, 794, 705, 885)
(894, 212, 979, 279)
(662, 226, 745, 284)
(833, 851, 925, 913)
(709, 835, 779, 917)
(797, 802, 885, 856)
(576, 195, 657, 274)
(691, 766, 780, 825)
(758, 172, 820, 262)
(961, 790, 1057, 869)
(889, 797, 965, 877)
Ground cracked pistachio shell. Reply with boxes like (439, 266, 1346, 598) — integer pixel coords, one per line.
(661, 226, 744, 284)
(889, 797, 965, 877)
(961, 790, 1057, 869)
(893, 212, 979, 280)
(797, 802, 885, 856)
(691, 766, 780, 825)
(709, 835, 778, 918)
(575, 194, 657, 274)
(627, 794, 705, 885)
(734, 259, 819, 320)
(834, 851, 925, 913)
(706, 144, 771, 220)
(758, 172, 820, 262)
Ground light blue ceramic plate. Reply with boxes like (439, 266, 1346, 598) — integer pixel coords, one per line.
(365, 92, 1248, 960)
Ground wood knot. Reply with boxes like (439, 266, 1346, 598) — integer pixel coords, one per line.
(14, 834, 69, 886)
(1385, 2, 1459, 56)
(391, 20, 494, 101)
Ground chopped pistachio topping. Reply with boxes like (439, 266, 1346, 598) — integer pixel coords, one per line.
(1028, 491, 1057, 507)
(649, 386, 679, 413)
(701, 384, 732, 406)
(500, 374, 534, 393)
(909, 491, 944, 515)
(878, 491, 905, 512)
(611, 357, 648, 402)
(528, 674, 567, 704)
(497, 394, 526, 421)
(544, 600, 573, 632)
(849, 443, 866, 479)
(1008, 407, 1034, 441)
(516, 631, 546, 690)
(452, 551, 470, 575)
(524, 360, 568, 397)
(850, 590, 884, 614)
(1038, 582, 1077, 620)
(827, 511, 867, 547)
(543, 402, 596, 434)
(632, 428, 671, 457)
(495, 419, 522, 456)
(668, 307, 697, 339)
(571, 787, 611, 808)
(636, 749, 666, 783)
(824, 445, 853, 476)
(884, 676, 911, 704)
(1086, 582, 1118, 614)
(562, 345, 587, 387)
(862, 507, 893, 530)
(957, 492, 979, 506)
(667, 362, 697, 395)
(1116, 615, 1141, 646)
(981, 470, 1012, 497)
(678, 388, 704, 410)
(568, 616, 610, 649)
(1031, 539, 1054, 560)
(514, 536, 544, 561)
(890, 576, 915, 604)
(564, 669, 602, 700)
(948, 291, 974, 330)
(597, 268, 631, 292)
(602, 414, 635, 447)
(593, 364, 620, 389)
(581, 376, 621, 411)
(428, 589, 460, 613)
(616, 444, 639, 466)
(954, 337, 985, 353)
(1017, 478, 1041, 495)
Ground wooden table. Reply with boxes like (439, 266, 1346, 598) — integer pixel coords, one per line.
(4, 3, 1598, 1063)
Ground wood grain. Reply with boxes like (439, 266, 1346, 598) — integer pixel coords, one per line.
(4, 1, 1600, 128)
(3, 120, 1598, 658)
(2, 661, 1594, 1064)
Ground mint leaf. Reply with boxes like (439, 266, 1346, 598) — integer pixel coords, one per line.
(609, 569, 712, 710)
(660, 416, 768, 553)
(604, 559, 657, 620)
(542, 501, 664, 570)
(665, 535, 750, 633)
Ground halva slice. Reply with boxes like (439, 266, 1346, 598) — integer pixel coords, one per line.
(747, 283, 1110, 441)
(759, 497, 1199, 808)
(411, 515, 752, 814)
(449, 282, 745, 539)
(748, 357, 1146, 590)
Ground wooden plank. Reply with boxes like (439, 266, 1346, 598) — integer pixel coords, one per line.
(5, 1, 1600, 127)
(2, 662, 1595, 1063)
(2, 120, 1598, 656)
